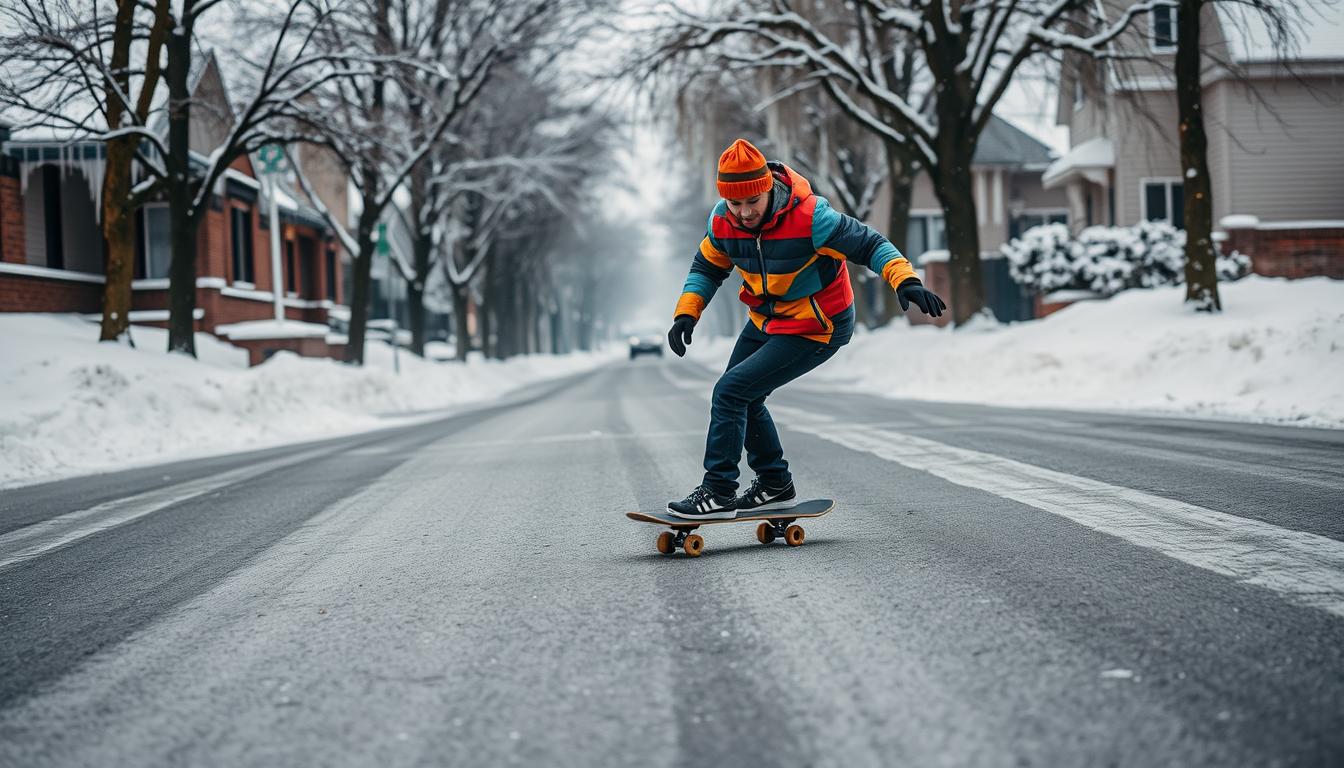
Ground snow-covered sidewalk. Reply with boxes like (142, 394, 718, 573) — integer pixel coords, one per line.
(0, 315, 618, 488)
(689, 275, 1344, 429)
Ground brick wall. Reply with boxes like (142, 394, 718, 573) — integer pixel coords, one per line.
(0, 161, 24, 264)
(228, 335, 337, 367)
(1221, 222, 1344, 279)
(0, 270, 103, 312)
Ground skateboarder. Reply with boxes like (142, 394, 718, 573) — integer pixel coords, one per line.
(666, 138, 945, 520)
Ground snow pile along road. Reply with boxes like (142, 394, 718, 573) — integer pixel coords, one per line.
(693, 275, 1344, 428)
(0, 315, 617, 488)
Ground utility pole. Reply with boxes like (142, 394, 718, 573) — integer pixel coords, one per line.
(259, 144, 287, 322)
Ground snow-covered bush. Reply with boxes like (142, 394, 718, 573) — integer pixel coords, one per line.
(1002, 223, 1073, 293)
(1002, 221, 1252, 297)
(1216, 249, 1252, 281)
(1074, 220, 1186, 295)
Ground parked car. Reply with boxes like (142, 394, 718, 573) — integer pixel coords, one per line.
(628, 331, 663, 359)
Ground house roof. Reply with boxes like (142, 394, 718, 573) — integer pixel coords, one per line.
(974, 115, 1056, 168)
(1041, 137, 1114, 189)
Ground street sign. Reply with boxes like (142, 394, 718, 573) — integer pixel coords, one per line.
(258, 144, 287, 175)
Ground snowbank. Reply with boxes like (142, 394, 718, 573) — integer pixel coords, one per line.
(0, 315, 617, 488)
(693, 276, 1344, 428)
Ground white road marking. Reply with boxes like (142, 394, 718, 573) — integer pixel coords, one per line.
(658, 358, 1344, 616)
(0, 446, 334, 572)
(792, 422, 1344, 619)
(420, 429, 704, 452)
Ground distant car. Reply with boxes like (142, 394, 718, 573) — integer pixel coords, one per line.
(628, 332, 663, 359)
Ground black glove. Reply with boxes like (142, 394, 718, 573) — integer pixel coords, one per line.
(897, 281, 947, 317)
(667, 315, 696, 357)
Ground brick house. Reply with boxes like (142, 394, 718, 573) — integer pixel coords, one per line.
(1049, 2, 1344, 278)
(0, 51, 352, 365)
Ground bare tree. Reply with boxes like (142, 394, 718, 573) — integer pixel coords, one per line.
(1060, 0, 1308, 311)
(291, 0, 569, 365)
(431, 103, 613, 360)
(154, 0, 393, 356)
(1, 0, 171, 342)
(1169, 0, 1301, 311)
(642, 0, 1169, 325)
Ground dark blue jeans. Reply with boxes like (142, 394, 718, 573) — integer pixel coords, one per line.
(702, 322, 841, 494)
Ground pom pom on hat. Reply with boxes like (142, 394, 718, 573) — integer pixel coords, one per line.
(717, 138, 772, 199)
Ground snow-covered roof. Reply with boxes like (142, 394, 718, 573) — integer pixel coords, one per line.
(1217, 4, 1344, 63)
(1042, 137, 1114, 190)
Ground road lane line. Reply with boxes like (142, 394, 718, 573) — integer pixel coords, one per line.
(793, 422, 1344, 619)
(0, 446, 334, 572)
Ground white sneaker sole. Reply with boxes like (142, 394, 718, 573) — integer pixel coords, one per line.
(667, 507, 737, 520)
(738, 496, 797, 513)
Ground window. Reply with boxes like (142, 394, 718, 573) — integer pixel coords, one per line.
(41, 164, 63, 269)
(325, 249, 337, 300)
(140, 205, 170, 279)
(906, 213, 946, 259)
(285, 239, 297, 295)
(299, 237, 316, 298)
(1151, 6, 1177, 52)
(1009, 211, 1068, 240)
(1142, 179, 1184, 228)
(231, 206, 255, 284)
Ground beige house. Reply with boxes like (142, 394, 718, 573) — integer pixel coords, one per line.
(1048, 3, 1344, 235)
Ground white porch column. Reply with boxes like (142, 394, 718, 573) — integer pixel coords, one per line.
(975, 170, 987, 226)
(992, 169, 1004, 226)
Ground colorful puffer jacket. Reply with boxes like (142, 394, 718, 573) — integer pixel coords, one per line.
(673, 162, 920, 346)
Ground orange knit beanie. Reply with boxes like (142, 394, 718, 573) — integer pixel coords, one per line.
(717, 138, 772, 199)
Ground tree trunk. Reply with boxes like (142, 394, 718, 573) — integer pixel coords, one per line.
(480, 303, 493, 359)
(98, 0, 139, 343)
(880, 142, 917, 325)
(483, 259, 504, 359)
(932, 163, 983, 326)
(100, 138, 136, 343)
(344, 208, 379, 365)
(451, 280, 471, 361)
(1178, 0, 1220, 311)
(550, 308, 561, 354)
(407, 234, 429, 356)
(509, 280, 524, 357)
(165, 18, 197, 356)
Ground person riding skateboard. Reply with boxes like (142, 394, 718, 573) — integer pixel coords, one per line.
(666, 138, 946, 520)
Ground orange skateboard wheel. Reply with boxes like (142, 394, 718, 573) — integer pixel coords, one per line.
(656, 531, 675, 555)
(784, 524, 805, 547)
(683, 533, 705, 557)
(755, 522, 775, 544)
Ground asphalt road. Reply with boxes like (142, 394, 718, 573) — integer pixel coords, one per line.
(2, 355, 1342, 767)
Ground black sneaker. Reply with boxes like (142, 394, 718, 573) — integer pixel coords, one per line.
(736, 477, 796, 512)
(667, 485, 738, 520)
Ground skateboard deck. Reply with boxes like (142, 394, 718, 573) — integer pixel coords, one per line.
(626, 499, 833, 557)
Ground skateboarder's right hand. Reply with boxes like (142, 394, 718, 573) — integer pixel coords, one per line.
(667, 315, 696, 357)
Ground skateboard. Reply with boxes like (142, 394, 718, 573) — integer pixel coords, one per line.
(625, 499, 834, 557)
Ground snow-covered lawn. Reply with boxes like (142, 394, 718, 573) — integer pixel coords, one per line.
(690, 275, 1344, 428)
(0, 315, 618, 488)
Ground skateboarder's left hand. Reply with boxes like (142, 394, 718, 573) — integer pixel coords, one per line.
(897, 282, 947, 317)
(667, 315, 696, 357)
